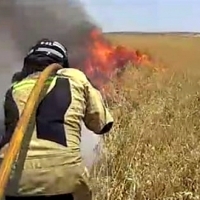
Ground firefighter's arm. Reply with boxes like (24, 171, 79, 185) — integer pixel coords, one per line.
(1, 90, 13, 148)
(56, 68, 114, 134)
(83, 80, 114, 134)
(0, 89, 19, 149)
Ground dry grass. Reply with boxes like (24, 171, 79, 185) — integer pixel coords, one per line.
(91, 34, 200, 199)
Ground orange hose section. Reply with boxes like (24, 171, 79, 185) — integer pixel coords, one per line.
(0, 63, 62, 199)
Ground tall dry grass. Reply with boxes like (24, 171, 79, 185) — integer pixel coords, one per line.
(91, 35, 200, 199)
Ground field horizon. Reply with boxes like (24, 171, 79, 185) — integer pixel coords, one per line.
(104, 32, 200, 37)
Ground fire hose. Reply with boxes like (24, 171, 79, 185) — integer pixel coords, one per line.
(0, 63, 62, 199)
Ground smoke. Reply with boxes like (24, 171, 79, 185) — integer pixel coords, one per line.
(0, 0, 102, 168)
(1, 0, 99, 67)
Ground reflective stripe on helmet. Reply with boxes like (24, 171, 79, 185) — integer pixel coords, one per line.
(35, 47, 64, 58)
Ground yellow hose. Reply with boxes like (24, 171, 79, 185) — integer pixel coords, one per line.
(0, 63, 62, 199)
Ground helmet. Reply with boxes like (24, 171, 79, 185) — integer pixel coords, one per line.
(24, 38, 69, 69)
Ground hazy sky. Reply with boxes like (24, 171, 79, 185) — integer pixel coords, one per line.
(81, 0, 200, 32)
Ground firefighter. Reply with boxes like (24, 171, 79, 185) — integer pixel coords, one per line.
(0, 39, 113, 200)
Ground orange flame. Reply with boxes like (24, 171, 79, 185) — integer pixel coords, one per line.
(76, 29, 152, 88)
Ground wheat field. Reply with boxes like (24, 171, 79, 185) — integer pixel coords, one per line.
(91, 34, 200, 199)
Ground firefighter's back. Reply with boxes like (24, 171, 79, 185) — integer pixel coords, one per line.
(3, 68, 91, 198)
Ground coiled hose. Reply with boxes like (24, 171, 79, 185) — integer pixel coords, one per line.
(0, 63, 62, 199)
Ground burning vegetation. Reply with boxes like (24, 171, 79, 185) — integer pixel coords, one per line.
(75, 29, 152, 88)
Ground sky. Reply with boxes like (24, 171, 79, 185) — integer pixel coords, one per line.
(81, 0, 200, 32)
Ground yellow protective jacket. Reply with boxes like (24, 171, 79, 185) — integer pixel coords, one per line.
(0, 68, 113, 198)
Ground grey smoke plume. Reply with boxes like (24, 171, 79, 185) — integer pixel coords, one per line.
(1, 0, 99, 67)
(0, 0, 102, 167)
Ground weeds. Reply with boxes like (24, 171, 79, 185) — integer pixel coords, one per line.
(91, 64, 200, 199)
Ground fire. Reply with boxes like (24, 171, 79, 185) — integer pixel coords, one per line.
(77, 29, 152, 88)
